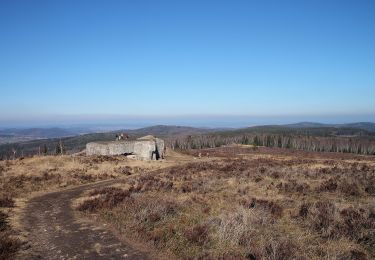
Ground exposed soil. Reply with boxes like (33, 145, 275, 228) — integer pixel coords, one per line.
(19, 179, 149, 259)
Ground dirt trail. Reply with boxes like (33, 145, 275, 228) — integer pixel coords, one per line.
(20, 179, 149, 259)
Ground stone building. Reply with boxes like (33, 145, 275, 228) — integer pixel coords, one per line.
(86, 135, 165, 160)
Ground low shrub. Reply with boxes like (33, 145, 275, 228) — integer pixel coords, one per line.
(365, 185, 375, 195)
(0, 197, 15, 208)
(0, 212, 8, 232)
(88, 187, 123, 196)
(337, 207, 375, 250)
(115, 166, 133, 175)
(277, 180, 310, 194)
(300, 201, 338, 237)
(244, 198, 283, 218)
(78, 188, 131, 212)
(133, 176, 174, 193)
(184, 224, 209, 246)
(77, 197, 103, 212)
(300, 201, 375, 246)
(135, 199, 178, 225)
(339, 180, 363, 196)
(0, 231, 20, 260)
(338, 249, 367, 260)
(318, 178, 338, 192)
(298, 202, 310, 218)
(263, 238, 298, 260)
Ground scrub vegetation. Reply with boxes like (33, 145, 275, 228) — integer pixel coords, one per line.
(77, 146, 375, 259)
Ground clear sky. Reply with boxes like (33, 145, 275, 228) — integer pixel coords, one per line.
(0, 0, 374, 127)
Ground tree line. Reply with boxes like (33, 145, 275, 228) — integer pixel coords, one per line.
(2, 128, 375, 160)
(0, 140, 66, 160)
(166, 133, 375, 155)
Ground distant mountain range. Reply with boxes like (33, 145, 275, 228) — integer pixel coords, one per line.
(123, 125, 216, 136)
(227, 122, 375, 137)
(1, 122, 375, 145)
(284, 122, 375, 132)
(0, 127, 77, 138)
(0, 127, 91, 145)
(0, 122, 375, 158)
(0, 125, 217, 144)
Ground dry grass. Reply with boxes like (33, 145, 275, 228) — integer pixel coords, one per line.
(0, 153, 175, 259)
(77, 146, 375, 259)
(0, 154, 172, 199)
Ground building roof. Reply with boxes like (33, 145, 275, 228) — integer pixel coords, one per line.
(137, 135, 156, 141)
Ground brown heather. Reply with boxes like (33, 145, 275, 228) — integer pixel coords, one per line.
(76, 146, 375, 259)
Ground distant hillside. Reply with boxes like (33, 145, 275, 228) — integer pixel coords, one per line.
(285, 122, 375, 133)
(285, 122, 329, 128)
(0, 125, 216, 145)
(339, 122, 375, 132)
(0, 128, 76, 138)
(0, 127, 85, 145)
(220, 125, 374, 138)
(0, 125, 217, 159)
(125, 125, 214, 136)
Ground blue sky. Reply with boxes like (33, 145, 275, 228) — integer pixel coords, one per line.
(0, 0, 374, 127)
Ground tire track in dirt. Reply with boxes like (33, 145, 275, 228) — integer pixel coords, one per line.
(20, 179, 149, 259)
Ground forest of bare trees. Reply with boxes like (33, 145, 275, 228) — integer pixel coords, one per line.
(167, 133, 375, 155)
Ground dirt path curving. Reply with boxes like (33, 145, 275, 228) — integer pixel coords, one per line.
(20, 179, 149, 259)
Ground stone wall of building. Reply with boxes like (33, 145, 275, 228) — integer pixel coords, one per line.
(86, 141, 134, 156)
(155, 138, 165, 159)
(133, 140, 156, 160)
(86, 136, 164, 160)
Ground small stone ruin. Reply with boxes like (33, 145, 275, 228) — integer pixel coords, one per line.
(86, 135, 165, 160)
